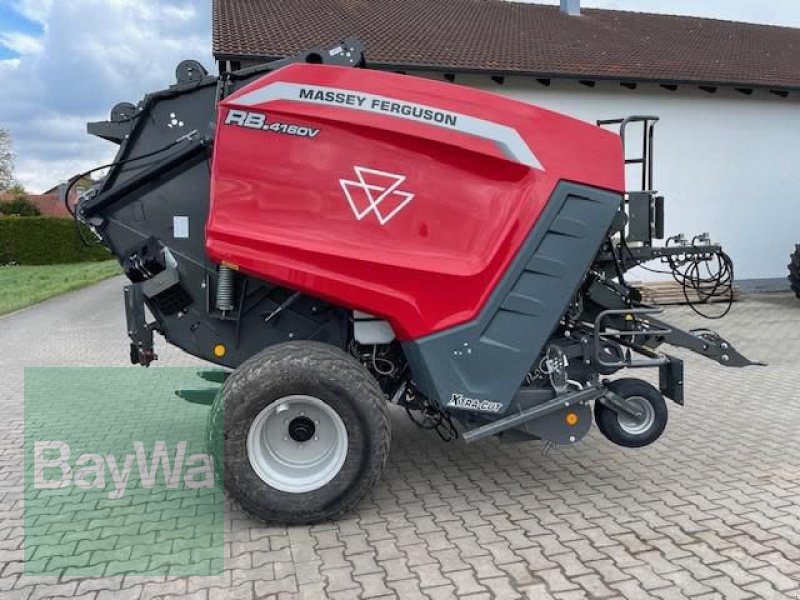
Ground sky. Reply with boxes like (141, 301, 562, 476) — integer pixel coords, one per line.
(1, 0, 799, 193)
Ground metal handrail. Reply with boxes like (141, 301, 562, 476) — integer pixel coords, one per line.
(597, 116, 660, 192)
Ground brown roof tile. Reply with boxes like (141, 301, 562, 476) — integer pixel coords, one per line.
(213, 0, 800, 90)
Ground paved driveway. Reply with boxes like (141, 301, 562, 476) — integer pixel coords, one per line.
(1, 277, 799, 599)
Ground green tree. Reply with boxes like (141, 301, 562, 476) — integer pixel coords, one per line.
(0, 129, 14, 192)
(7, 183, 26, 198)
(0, 184, 40, 217)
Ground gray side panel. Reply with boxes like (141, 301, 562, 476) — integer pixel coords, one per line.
(402, 182, 621, 415)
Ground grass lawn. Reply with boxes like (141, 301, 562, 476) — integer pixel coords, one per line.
(0, 260, 121, 316)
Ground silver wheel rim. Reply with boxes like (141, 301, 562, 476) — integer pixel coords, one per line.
(617, 395, 656, 435)
(247, 395, 348, 493)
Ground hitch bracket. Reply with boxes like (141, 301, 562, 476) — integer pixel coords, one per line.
(124, 284, 157, 366)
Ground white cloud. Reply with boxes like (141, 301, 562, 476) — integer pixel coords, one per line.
(163, 4, 197, 21)
(518, 0, 800, 27)
(0, 31, 44, 55)
(0, 0, 212, 192)
(0, 58, 21, 69)
(10, 0, 53, 25)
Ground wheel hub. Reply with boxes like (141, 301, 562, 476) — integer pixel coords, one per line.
(617, 395, 656, 435)
(246, 395, 349, 494)
(288, 416, 316, 442)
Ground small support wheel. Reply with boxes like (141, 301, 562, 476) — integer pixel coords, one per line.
(595, 378, 668, 448)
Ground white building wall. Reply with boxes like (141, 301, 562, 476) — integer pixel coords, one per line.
(412, 72, 800, 281)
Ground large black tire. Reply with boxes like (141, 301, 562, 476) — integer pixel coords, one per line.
(594, 378, 668, 448)
(207, 341, 390, 524)
(789, 244, 800, 299)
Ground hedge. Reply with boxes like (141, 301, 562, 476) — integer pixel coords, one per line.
(0, 216, 112, 265)
(0, 197, 41, 216)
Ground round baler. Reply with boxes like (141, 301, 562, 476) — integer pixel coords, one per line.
(73, 39, 761, 523)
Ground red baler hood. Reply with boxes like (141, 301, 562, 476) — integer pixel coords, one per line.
(207, 64, 624, 339)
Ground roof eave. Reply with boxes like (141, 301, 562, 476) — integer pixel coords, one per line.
(213, 52, 800, 93)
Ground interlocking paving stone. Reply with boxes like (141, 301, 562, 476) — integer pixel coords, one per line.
(2, 279, 800, 598)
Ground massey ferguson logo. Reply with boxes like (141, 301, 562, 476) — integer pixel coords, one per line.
(339, 166, 414, 225)
(447, 393, 503, 413)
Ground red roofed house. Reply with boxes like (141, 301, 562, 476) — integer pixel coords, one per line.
(212, 0, 800, 281)
(0, 176, 95, 219)
(43, 176, 96, 214)
(0, 193, 70, 218)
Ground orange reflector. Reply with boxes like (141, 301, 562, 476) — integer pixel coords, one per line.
(565, 412, 579, 426)
(214, 344, 226, 357)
